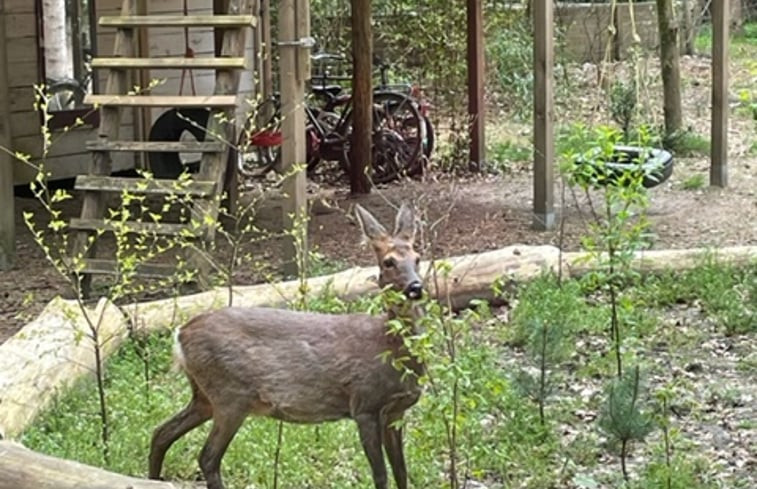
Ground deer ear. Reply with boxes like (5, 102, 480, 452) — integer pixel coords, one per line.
(393, 203, 416, 243)
(355, 204, 389, 243)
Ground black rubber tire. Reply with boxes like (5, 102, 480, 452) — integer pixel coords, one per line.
(423, 115, 435, 159)
(148, 108, 210, 179)
(574, 145, 674, 189)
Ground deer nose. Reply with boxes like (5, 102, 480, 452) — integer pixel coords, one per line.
(404, 281, 423, 300)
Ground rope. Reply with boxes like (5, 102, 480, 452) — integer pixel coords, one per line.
(178, 0, 197, 96)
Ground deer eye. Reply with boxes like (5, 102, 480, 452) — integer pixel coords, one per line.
(415, 257, 421, 266)
(383, 258, 396, 268)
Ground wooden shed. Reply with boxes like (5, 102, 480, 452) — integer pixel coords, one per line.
(3, 0, 257, 185)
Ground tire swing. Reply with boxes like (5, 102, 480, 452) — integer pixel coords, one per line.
(148, 108, 210, 179)
(147, 0, 210, 179)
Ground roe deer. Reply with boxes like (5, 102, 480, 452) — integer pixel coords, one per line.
(148, 203, 425, 489)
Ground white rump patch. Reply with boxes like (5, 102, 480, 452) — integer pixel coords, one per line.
(172, 327, 186, 372)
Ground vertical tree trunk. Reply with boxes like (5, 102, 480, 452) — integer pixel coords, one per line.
(656, 0, 683, 137)
(42, 0, 73, 81)
(680, 0, 695, 55)
(349, 0, 372, 194)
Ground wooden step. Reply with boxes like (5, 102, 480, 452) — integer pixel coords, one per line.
(91, 57, 248, 70)
(84, 95, 237, 108)
(99, 15, 257, 28)
(85, 140, 223, 153)
(75, 175, 216, 197)
(70, 218, 202, 237)
(76, 258, 179, 278)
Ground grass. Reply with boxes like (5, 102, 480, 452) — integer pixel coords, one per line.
(664, 130, 710, 156)
(695, 21, 757, 57)
(19, 261, 757, 488)
(681, 173, 706, 190)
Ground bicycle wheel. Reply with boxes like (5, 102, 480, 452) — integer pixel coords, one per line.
(371, 92, 425, 183)
(237, 97, 282, 178)
(340, 92, 424, 184)
(422, 115, 435, 159)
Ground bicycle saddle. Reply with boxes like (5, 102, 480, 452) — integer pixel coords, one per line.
(311, 84, 343, 97)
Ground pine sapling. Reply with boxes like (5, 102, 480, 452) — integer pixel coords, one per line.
(598, 365, 655, 481)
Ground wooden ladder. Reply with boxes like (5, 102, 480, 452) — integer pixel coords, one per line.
(71, 0, 255, 293)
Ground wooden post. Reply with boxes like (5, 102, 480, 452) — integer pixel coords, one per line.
(349, 0, 371, 194)
(0, 0, 16, 270)
(466, 0, 485, 171)
(532, 0, 555, 230)
(710, 0, 729, 187)
(279, 0, 308, 275)
(261, 0, 273, 100)
(136, 0, 149, 170)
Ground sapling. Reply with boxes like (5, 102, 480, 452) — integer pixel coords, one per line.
(10, 85, 198, 463)
(598, 365, 655, 481)
(514, 317, 569, 426)
(560, 125, 653, 379)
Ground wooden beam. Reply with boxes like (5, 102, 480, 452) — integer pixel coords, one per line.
(278, 0, 309, 275)
(532, 0, 555, 230)
(136, 0, 150, 172)
(0, 0, 15, 270)
(91, 57, 249, 70)
(349, 0, 372, 194)
(85, 140, 223, 153)
(84, 94, 238, 107)
(74, 175, 216, 197)
(710, 0, 729, 187)
(261, 0, 273, 100)
(466, 0, 485, 171)
(99, 15, 257, 28)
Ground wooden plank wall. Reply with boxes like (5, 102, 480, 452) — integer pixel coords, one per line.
(145, 0, 256, 130)
(1, 0, 17, 268)
(8, 0, 135, 184)
(8, 0, 255, 184)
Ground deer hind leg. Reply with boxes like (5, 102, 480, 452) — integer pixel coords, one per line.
(355, 413, 388, 489)
(198, 404, 248, 489)
(149, 379, 212, 479)
(383, 419, 407, 489)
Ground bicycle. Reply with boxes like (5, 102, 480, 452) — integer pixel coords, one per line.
(374, 59, 435, 163)
(238, 57, 426, 184)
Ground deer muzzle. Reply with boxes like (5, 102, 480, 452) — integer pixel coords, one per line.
(404, 280, 424, 300)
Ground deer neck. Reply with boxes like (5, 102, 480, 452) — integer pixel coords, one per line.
(386, 301, 423, 327)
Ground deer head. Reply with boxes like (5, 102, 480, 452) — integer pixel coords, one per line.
(355, 203, 423, 300)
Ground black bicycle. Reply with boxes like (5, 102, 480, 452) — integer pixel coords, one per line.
(238, 59, 426, 184)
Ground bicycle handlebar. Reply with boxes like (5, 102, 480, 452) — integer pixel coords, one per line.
(311, 52, 345, 62)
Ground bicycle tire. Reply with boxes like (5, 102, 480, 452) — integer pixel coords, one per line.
(237, 97, 282, 178)
(340, 92, 424, 184)
(423, 115, 435, 159)
(372, 92, 425, 182)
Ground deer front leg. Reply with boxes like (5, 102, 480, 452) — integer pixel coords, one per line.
(355, 413, 388, 489)
(383, 421, 407, 489)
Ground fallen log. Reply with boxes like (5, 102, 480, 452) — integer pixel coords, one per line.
(2, 244, 755, 441)
(0, 440, 199, 489)
(0, 297, 126, 440)
(125, 244, 563, 332)
(563, 245, 757, 277)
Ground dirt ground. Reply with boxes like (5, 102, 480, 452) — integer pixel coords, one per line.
(2, 154, 755, 344)
(1, 54, 756, 343)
